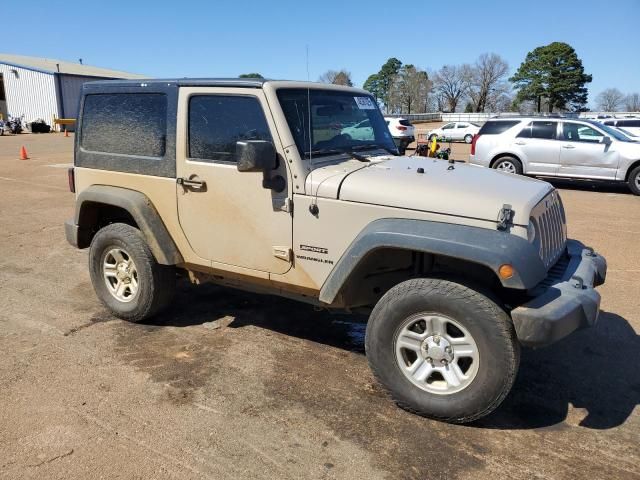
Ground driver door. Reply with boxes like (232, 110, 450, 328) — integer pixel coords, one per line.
(440, 122, 455, 140)
(175, 87, 292, 274)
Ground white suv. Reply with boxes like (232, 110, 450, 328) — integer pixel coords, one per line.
(600, 118, 640, 137)
(384, 117, 415, 154)
(469, 117, 640, 195)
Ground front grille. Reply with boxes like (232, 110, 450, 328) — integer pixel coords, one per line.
(531, 190, 567, 269)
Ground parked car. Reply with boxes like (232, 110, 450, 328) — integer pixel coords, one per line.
(599, 118, 640, 137)
(384, 117, 415, 154)
(65, 79, 606, 424)
(428, 122, 481, 143)
(469, 117, 640, 195)
(341, 118, 373, 141)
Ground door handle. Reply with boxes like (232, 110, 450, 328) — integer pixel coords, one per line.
(562, 145, 576, 149)
(177, 176, 207, 190)
(514, 141, 526, 145)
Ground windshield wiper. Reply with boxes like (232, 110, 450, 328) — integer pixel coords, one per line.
(306, 148, 369, 162)
(350, 144, 398, 156)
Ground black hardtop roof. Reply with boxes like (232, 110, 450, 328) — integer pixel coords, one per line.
(84, 77, 270, 88)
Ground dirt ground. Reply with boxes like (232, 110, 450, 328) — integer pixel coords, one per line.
(1, 133, 639, 480)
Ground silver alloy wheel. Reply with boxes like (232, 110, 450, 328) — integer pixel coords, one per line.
(496, 160, 517, 174)
(464, 134, 473, 143)
(394, 313, 479, 395)
(103, 248, 139, 303)
(635, 171, 640, 190)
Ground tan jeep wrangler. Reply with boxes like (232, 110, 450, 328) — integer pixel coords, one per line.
(65, 78, 607, 423)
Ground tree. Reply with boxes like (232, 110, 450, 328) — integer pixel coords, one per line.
(238, 73, 264, 78)
(510, 42, 592, 112)
(387, 65, 431, 114)
(463, 53, 509, 112)
(363, 74, 383, 103)
(362, 58, 402, 111)
(318, 69, 353, 86)
(488, 92, 514, 113)
(433, 65, 466, 112)
(625, 93, 640, 112)
(595, 88, 625, 111)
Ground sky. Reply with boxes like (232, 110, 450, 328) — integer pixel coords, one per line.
(3, 0, 639, 108)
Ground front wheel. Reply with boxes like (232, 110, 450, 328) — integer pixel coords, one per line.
(365, 278, 519, 423)
(628, 165, 640, 196)
(89, 223, 175, 322)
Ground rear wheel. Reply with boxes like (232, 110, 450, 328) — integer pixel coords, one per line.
(365, 278, 519, 423)
(464, 134, 473, 144)
(628, 165, 640, 196)
(89, 223, 175, 322)
(492, 157, 523, 175)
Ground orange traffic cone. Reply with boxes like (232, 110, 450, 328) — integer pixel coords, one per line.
(20, 146, 28, 160)
(64, 129, 69, 137)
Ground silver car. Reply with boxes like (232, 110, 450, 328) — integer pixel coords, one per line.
(469, 117, 640, 195)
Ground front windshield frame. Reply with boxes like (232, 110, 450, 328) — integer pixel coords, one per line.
(276, 88, 398, 159)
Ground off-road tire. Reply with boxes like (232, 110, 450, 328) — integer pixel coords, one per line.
(89, 223, 175, 322)
(365, 278, 520, 423)
(492, 156, 523, 175)
(628, 165, 640, 196)
(464, 134, 473, 144)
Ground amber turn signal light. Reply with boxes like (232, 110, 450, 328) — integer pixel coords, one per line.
(499, 264, 515, 279)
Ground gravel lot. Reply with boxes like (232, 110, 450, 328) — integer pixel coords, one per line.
(1, 133, 639, 480)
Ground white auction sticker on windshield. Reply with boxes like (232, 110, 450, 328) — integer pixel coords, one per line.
(354, 96, 376, 110)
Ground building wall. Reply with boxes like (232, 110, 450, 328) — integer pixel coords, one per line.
(57, 74, 112, 120)
(0, 63, 58, 124)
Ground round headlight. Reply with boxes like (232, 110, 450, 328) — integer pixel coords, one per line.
(527, 219, 537, 244)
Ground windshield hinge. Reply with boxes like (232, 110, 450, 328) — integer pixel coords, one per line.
(273, 197, 293, 214)
(273, 246, 292, 261)
(497, 204, 514, 231)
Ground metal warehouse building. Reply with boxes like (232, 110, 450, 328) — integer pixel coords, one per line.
(0, 53, 145, 130)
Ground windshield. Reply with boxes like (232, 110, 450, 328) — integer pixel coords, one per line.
(586, 120, 635, 142)
(277, 88, 397, 158)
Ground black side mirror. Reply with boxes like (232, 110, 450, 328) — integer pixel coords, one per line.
(602, 136, 612, 145)
(236, 140, 277, 172)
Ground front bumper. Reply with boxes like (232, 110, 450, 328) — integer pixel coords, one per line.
(511, 240, 607, 347)
(393, 135, 415, 144)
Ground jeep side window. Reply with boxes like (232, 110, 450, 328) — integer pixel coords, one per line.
(81, 93, 167, 157)
(188, 95, 272, 163)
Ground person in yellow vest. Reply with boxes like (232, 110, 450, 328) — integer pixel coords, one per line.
(429, 135, 439, 158)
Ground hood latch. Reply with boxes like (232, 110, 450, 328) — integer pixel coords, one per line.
(497, 204, 514, 231)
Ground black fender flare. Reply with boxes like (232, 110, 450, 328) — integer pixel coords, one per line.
(318, 218, 546, 304)
(71, 185, 183, 265)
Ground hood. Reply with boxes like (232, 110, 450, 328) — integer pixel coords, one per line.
(306, 155, 553, 226)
